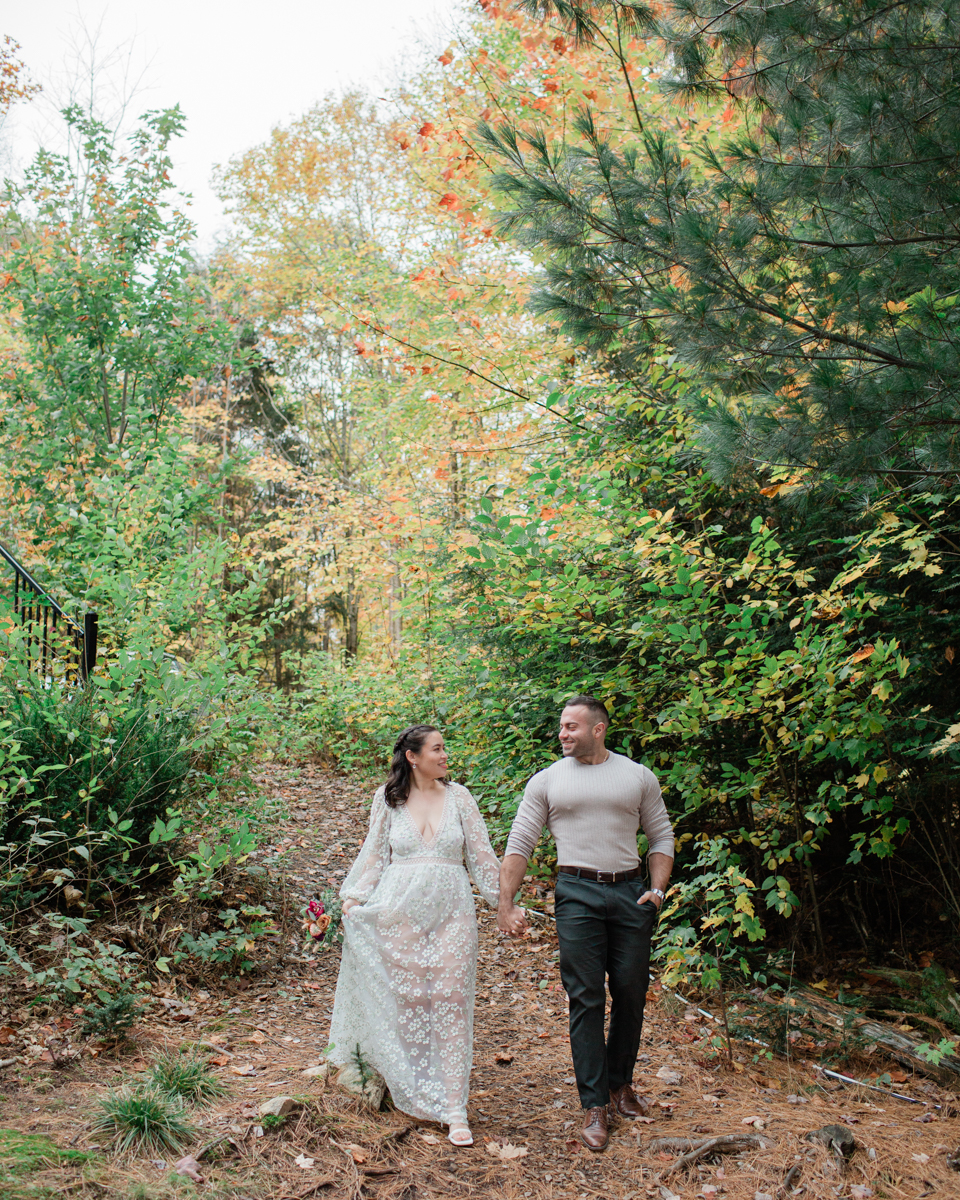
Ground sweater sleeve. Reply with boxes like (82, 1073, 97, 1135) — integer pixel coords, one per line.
(640, 771, 675, 859)
(504, 770, 549, 861)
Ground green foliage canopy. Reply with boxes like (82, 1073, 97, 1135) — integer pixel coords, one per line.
(1, 107, 232, 480)
(490, 0, 960, 486)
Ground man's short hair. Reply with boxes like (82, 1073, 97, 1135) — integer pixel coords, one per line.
(563, 694, 610, 728)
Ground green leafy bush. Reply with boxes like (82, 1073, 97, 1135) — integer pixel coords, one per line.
(0, 676, 192, 882)
(175, 903, 277, 974)
(0, 914, 139, 1000)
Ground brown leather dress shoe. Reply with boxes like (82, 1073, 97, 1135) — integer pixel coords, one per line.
(610, 1083, 650, 1118)
(580, 1106, 609, 1151)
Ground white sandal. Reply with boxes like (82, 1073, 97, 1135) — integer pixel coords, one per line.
(447, 1124, 473, 1146)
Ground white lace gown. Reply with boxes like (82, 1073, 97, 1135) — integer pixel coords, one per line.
(328, 782, 500, 1125)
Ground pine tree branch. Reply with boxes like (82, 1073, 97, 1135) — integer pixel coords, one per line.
(779, 234, 960, 249)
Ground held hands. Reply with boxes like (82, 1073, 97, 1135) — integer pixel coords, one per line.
(342, 899, 360, 916)
(497, 902, 529, 937)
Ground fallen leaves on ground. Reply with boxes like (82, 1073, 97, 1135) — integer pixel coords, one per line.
(2, 763, 957, 1200)
(486, 1140, 529, 1160)
(172, 1155, 204, 1183)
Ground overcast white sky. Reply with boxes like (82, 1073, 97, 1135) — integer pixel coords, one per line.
(3, 0, 460, 247)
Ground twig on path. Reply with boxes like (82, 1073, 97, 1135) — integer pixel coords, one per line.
(378, 1123, 415, 1145)
(198, 1040, 234, 1058)
(658, 1133, 766, 1176)
(195, 1133, 235, 1161)
(778, 1163, 801, 1197)
(330, 1140, 365, 1200)
(646, 1138, 700, 1153)
(814, 1063, 941, 1108)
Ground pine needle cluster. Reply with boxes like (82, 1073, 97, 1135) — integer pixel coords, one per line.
(485, 0, 960, 487)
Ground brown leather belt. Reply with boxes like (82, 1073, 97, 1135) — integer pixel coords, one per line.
(558, 865, 642, 884)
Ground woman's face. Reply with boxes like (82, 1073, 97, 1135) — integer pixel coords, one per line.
(409, 732, 447, 780)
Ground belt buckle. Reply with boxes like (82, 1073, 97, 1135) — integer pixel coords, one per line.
(597, 870, 615, 883)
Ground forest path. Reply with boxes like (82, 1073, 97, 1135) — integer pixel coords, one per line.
(204, 762, 957, 1200)
(2, 763, 956, 1200)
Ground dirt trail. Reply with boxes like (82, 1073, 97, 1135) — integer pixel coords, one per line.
(1, 762, 958, 1199)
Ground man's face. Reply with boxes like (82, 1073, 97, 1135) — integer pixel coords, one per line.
(559, 706, 603, 757)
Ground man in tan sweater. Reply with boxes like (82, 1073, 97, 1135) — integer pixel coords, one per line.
(498, 695, 674, 1151)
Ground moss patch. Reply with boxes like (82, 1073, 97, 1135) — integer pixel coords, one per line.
(0, 1129, 89, 1199)
(0, 1128, 88, 1170)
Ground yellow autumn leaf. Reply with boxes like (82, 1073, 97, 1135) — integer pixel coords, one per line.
(734, 893, 755, 917)
(700, 914, 727, 930)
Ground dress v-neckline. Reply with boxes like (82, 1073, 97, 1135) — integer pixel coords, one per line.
(405, 784, 449, 849)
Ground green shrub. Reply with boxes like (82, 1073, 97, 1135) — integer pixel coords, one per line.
(81, 988, 143, 1042)
(0, 914, 140, 1000)
(0, 673, 192, 883)
(174, 903, 277, 975)
(91, 1085, 196, 1154)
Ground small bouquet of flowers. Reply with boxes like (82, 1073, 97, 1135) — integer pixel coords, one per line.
(304, 898, 331, 940)
(302, 891, 342, 948)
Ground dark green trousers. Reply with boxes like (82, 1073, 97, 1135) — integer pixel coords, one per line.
(554, 873, 658, 1109)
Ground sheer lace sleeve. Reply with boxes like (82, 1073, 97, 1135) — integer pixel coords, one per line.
(340, 787, 392, 903)
(454, 784, 500, 908)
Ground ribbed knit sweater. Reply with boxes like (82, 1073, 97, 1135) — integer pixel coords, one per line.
(505, 752, 675, 873)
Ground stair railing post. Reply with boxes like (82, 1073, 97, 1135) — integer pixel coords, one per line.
(82, 612, 98, 683)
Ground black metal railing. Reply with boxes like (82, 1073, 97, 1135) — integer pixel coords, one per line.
(0, 544, 97, 683)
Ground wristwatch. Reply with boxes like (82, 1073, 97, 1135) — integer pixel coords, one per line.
(651, 888, 666, 905)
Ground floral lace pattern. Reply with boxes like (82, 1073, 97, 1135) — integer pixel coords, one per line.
(328, 782, 500, 1125)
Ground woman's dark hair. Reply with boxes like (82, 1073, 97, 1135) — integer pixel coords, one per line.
(384, 725, 441, 808)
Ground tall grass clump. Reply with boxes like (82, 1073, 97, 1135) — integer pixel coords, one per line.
(148, 1046, 229, 1106)
(91, 1085, 196, 1154)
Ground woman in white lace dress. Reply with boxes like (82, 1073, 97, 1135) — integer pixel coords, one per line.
(328, 725, 500, 1146)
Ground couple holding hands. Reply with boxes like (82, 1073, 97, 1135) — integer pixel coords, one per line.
(328, 695, 675, 1151)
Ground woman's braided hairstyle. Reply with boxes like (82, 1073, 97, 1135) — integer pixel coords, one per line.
(383, 724, 441, 808)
